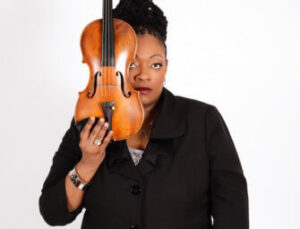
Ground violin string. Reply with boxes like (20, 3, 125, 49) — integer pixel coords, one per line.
(104, 0, 107, 101)
(105, 0, 111, 102)
(101, 0, 104, 101)
(109, 1, 114, 100)
(109, 0, 112, 100)
(103, 0, 105, 101)
(99, 18, 101, 100)
(101, 0, 114, 102)
(106, 0, 108, 101)
(107, 15, 109, 100)
(108, 0, 111, 99)
(111, 0, 113, 100)
(100, 2, 105, 101)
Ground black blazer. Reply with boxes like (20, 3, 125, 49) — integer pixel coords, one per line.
(39, 87, 249, 229)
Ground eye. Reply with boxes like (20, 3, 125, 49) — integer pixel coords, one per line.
(152, 63, 162, 69)
(129, 62, 137, 69)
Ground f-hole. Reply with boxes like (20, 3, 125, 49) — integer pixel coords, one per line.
(87, 71, 102, 98)
(116, 71, 131, 98)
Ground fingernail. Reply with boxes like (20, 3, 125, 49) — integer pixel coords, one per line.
(90, 117, 94, 121)
(100, 118, 104, 122)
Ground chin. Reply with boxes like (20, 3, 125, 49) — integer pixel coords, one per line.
(139, 97, 150, 106)
(143, 97, 160, 109)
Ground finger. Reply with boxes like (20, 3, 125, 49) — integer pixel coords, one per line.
(94, 122, 109, 143)
(99, 130, 113, 149)
(80, 117, 95, 141)
(89, 118, 105, 141)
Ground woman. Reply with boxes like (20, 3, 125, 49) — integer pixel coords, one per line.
(39, 0, 249, 228)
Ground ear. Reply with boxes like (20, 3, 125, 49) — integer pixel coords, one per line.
(164, 59, 168, 75)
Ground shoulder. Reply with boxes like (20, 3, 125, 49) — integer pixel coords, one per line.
(170, 93, 228, 137)
(172, 93, 228, 132)
(162, 87, 221, 121)
(174, 93, 216, 115)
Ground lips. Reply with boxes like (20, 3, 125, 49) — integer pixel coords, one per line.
(136, 87, 152, 95)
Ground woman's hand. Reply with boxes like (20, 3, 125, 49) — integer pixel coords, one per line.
(77, 117, 113, 178)
(64, 117, 113, 212)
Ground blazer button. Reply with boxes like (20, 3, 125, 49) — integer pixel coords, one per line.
(129, 225, 138, 229)
(130, 185, 141, 195)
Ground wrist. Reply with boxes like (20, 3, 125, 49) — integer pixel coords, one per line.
(69, 167, 89, 190)
(75, 160, 99, 183)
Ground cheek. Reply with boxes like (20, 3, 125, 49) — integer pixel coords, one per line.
(127, 71, 135, 84)
(154, 69, 166, 82)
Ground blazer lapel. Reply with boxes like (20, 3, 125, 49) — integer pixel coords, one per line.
(136, 139, 169, 177)
(105, 87, 186, 180)
(137, 87, 187, 177)
(106, 140, 142, 182)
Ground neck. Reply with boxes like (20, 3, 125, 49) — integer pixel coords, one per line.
(143, 104, 155, 123)
(139, 100, 160, 136)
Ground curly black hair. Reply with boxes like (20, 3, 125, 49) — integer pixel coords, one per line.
(112, 0, 168, 57)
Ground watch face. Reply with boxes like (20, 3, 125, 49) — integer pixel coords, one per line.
(70, 174, 80, 186)
(69, 168, 87, 190)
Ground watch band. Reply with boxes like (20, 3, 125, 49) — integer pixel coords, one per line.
(69, 167, 88, 190)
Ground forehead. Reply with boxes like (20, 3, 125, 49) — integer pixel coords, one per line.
(136, 34, 165, 59)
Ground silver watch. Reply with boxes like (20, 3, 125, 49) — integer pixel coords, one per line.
(69, 167, 88, 190)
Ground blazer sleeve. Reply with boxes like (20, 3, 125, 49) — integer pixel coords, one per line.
(39, 117, 84, 226)
(205, 105, 249, 229)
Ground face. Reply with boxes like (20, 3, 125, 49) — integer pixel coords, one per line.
(128, 33, 168, 109)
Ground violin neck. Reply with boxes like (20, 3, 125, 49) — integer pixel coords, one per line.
(101, 0, 115, 67)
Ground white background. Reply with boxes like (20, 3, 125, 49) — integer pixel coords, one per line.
(0, 0, 299, 228)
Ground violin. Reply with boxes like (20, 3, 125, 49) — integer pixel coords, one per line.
(74, 0, 144, 141)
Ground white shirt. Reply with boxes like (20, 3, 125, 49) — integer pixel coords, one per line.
(128, 147, 144, 166)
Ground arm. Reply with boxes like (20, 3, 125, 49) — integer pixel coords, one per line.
(39, 118, 84, 226)
(205, 105, 249, 229)
(39, 117, 112, 226)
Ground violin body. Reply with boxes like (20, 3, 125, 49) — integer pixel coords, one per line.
(75, 17, 144, 141)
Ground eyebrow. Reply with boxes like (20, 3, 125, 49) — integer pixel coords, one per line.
(136, 54, 163, 59)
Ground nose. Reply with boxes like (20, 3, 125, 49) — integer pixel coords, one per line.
(134, 65, 150, 82)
